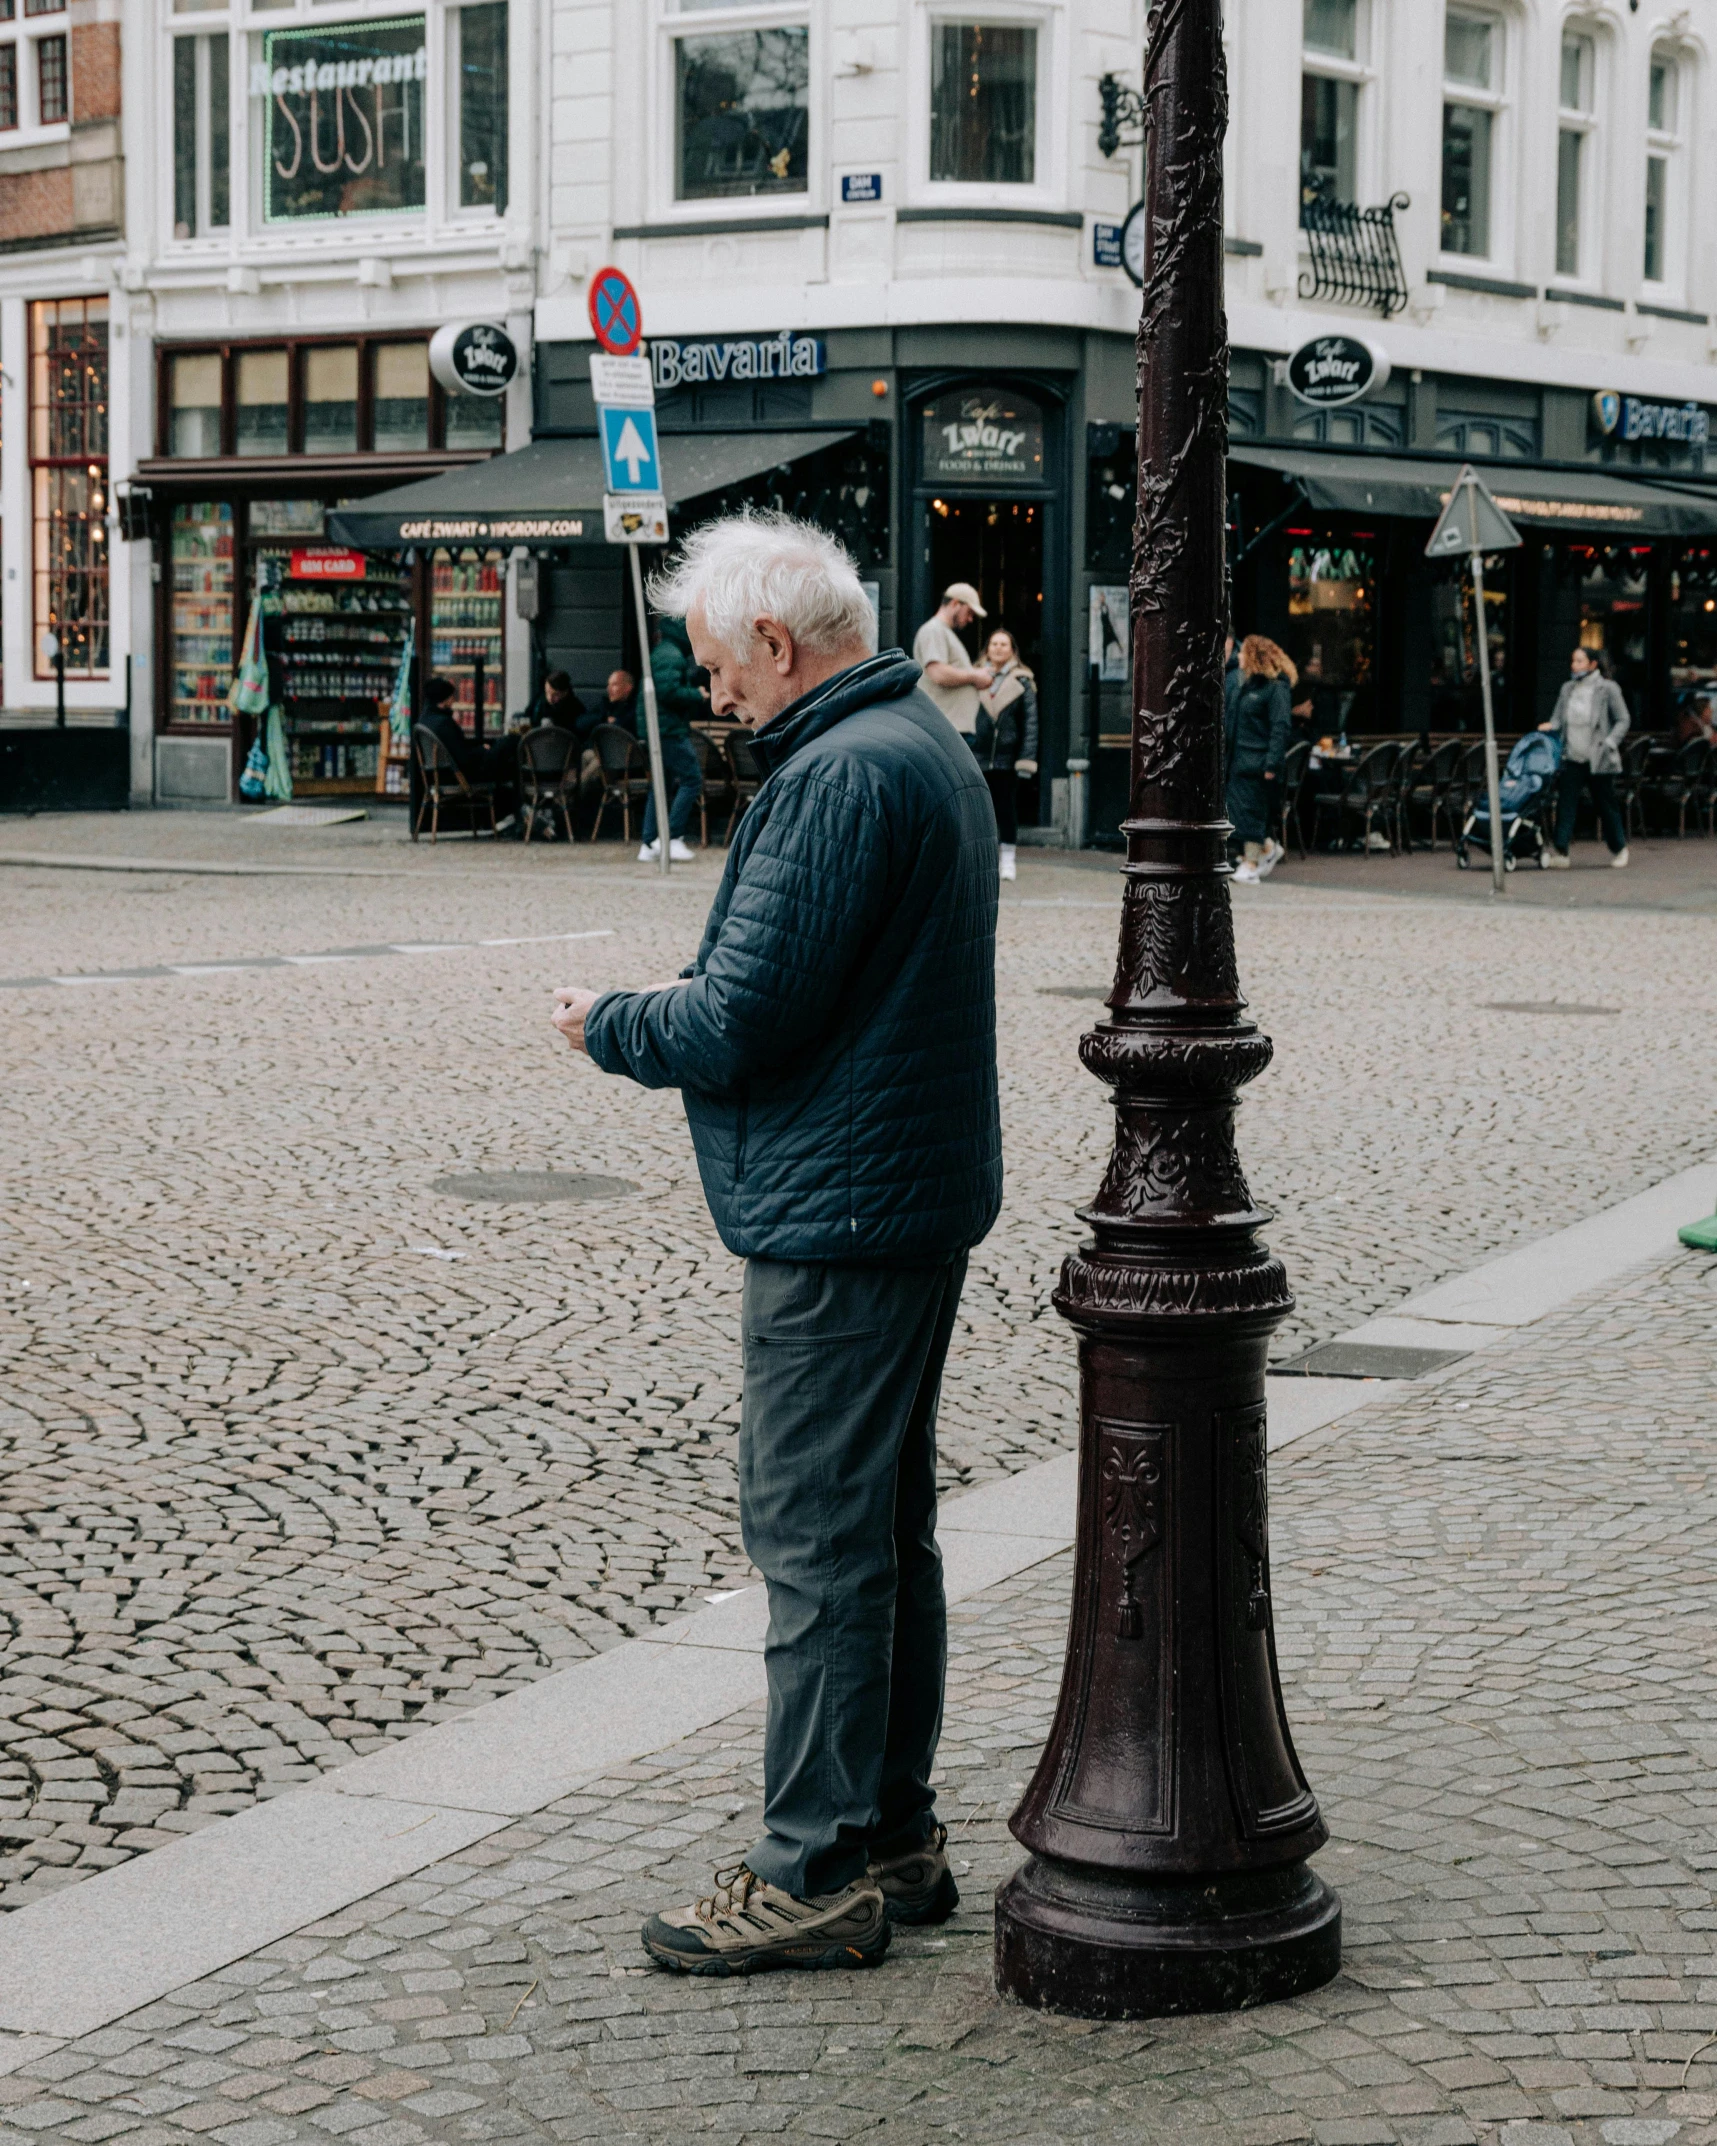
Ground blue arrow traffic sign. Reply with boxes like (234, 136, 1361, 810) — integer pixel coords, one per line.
(599, 404, 661, 493)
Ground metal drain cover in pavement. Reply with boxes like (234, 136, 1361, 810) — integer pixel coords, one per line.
(1481, 1001, 1620, 1016)
(432, 1172, 640, 1202)
(1039, 984, 1112, 1000)
(1275, 1341, 1471, 1380)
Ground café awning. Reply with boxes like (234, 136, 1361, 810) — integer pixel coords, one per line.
(1228, 444, 1717, 538)
(326, 428, 862, 549)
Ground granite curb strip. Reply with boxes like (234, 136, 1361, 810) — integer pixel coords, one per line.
(0, 1160, 1710, 2050)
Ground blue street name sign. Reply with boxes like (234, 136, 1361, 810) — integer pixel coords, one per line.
(599, 403, 662, 494)
(842, 173, 882, 204)
(1093, 222, 1123, 269)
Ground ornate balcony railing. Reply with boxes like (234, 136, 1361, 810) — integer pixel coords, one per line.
(1299, 193, 1412, 317)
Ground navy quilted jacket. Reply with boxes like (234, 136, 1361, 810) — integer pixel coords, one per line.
(584, 650, 1002, 1263)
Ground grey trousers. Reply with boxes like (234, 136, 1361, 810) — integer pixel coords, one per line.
(738, 1254, 968, 1898)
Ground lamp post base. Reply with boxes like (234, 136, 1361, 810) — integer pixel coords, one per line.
(995, 1858, 1341, 2020)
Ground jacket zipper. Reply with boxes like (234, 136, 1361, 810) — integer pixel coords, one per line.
(734, 1096, 748, 1185)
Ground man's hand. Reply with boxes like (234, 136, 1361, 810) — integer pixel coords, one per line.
(552, 986, 600, 1054)
(972, 665, 996, 689)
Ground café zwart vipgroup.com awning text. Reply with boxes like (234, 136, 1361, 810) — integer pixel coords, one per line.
(326, 429, 861, 551)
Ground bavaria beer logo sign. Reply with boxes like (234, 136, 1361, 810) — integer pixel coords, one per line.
(1286, 334, 1390, 409)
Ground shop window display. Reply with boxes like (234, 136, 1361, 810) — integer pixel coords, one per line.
(246, 501, 414, 795)
(170, 501, 234, 726)
(1670, 549, 1717, 715)
(30, 295, 108, 679)
(430, 550, 503, 735)
(1557, 543, 1651, 716)
(1287, 536, 1376, 730)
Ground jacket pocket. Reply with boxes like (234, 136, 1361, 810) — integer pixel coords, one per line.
(733, 1095, 748, 1185)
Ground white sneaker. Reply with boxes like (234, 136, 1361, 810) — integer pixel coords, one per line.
(1232, 861, 1261, 884)
(1366, 830, 1391, 852)
(1257, 840, 1281, 879)
(1542, 849, 1570, 869)
(1611, 846, 1629, 868)
(669, 838, 696, 863)
(637, 841, 659, 862)
(998, 844, 1017, 881)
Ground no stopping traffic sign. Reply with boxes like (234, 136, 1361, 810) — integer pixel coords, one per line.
(588, 267, 643, 356)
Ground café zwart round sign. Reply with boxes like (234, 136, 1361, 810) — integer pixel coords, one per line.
(429, 322, 518, 399)
(1287, 334, 1390, 409)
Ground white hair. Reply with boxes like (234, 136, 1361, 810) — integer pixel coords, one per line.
(648, 510, 877, 660)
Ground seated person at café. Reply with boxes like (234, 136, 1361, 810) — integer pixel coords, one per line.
(417, 677, 519, 820)
(511, 669, 587, 737)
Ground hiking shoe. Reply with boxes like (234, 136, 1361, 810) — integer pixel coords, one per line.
(640, 1864, 890, 1977)
(870, 1826, 960, 1926)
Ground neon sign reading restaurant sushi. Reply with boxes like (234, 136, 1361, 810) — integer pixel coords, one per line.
(251, 17, 427, 224)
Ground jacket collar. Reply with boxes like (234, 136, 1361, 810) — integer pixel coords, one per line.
(748, 651, 921, 777)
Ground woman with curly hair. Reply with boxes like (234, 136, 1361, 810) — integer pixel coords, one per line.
(1224, 635, 1295, 883)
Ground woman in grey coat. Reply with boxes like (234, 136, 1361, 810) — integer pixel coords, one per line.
(1539, 646, 1630, 868)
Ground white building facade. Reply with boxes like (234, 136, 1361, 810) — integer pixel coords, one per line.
(17, 0, 1712, 820)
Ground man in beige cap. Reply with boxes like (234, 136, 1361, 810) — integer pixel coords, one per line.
(912, 583, 994, 740)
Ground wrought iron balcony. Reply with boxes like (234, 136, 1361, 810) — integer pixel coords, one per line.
(1299, 193, 1412, 317)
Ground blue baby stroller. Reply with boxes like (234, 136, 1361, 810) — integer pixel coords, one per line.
(1456, 731, 1562, 871)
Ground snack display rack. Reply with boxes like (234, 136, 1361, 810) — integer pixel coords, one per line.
(170, 502, 236, 725)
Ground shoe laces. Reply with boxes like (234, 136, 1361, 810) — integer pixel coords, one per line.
(696, 1862, 766, 1929)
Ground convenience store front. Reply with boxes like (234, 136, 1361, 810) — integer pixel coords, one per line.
(137, 334, 506, 803)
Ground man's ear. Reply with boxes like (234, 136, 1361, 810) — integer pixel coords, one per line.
(757, 618, 796, 676)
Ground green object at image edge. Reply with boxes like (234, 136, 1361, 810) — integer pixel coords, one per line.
(1677, 1215, 1717, 1251)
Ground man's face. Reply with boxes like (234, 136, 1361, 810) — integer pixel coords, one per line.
(687, 605, 798, 731)
(946, 601, 974, 631)
(606, 670, 634, 702)
(545, 681, 567, 704)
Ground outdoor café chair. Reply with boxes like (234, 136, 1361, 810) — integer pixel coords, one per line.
(1279, 739, 1311, 859)
(414, 727, 497, 843)
(589, 721, 650, 844)
(690, 728, 732, 848)
(1386, 737, 1424, 853)
(1643, 736, 1712, 838)
(1616, 733, 1655, 842)
(723, 730, 763, 843)
(1312, 739, 1400, 855)
(518, 723, 580, 844)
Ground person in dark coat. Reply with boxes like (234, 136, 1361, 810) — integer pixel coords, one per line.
(551, 512, 1000, 1977)
(510, 668, 586, 736)
(971, 627, 1039, 881)
(637, 619, 710, 861)
(1224, 635, 1294, 882)
(416, 677, 518, 818)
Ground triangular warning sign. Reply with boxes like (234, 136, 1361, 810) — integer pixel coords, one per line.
(1425, 463, 1523, 557)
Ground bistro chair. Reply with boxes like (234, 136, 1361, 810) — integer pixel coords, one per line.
(1642, 735, 1712, 838)
(414, 727, 497, 843)
(1312, 739, 1400, 855)
(1278, 739, 1311, 860)
(1616, 733, 1656, 842)
(723, 730, 764, 843)
(588, 721, 650, 844)
(518, 723, 580, 844)
(1408, 737, 1468, 852)
(1386, 738, 1424, 854)
(690, 728, 736, 848)
(1693, 737, 1717, 835)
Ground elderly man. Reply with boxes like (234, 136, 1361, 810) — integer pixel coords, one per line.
(552, 513, 1000, 1976)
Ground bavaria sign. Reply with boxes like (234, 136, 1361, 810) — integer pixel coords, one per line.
(650, 332, 825, 390)
(1286, 334, 1391, 408)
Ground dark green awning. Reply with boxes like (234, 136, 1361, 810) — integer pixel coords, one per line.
(1228, 444, 1717, 537)
(326, 429, 860, 549)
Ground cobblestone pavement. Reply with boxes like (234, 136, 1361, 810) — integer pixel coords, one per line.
(4, 1249, 1716, 2144)
(1, 815, 1715, 1910)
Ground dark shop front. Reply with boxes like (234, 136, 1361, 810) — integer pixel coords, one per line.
(1222, 341, 1717, 747)
(337, 323, 1147, 845)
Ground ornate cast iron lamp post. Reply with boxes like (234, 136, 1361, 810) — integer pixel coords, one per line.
(993, 0, 1341, 2019)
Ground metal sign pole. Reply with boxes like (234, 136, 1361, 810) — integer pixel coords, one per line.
(629, 544, 672, 877)
(1468, 483, 1505, 895)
